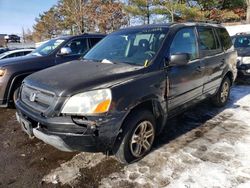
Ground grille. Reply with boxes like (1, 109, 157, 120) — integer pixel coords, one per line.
(21, 84, 55, 113)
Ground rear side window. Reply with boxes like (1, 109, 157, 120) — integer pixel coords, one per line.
(217, 28, 233, 50)
(16, 52, 24, 57)
(170, 27, 198, 61)
(89, 38, 102, 47)
(198, 27, 221, 56)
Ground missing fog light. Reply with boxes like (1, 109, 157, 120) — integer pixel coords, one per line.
(72, 116, 88, 127)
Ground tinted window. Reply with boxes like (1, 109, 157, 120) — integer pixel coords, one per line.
(89, 38, 102, 47)
(217, 28, 233, 50)
(64, 38, 88, 55)
(170, 27, 198, 61)
(15, 52, 24, 57)
(23, 51, 32, 55)
(198, 27, 218, 51)
(7, 53, 16, 58)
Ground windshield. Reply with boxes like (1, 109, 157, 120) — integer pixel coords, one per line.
(233, 35, 250, 48)
(30, 39, 65, 56)
(84, 28, 168, 66)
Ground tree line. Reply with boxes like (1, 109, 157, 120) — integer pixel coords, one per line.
(25, 0, 249, 42)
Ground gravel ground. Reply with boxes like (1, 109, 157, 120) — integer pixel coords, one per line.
(0, 85, 250, 188)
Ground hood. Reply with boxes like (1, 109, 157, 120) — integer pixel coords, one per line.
(236, 47, 250, 57)
(0, 54, 44, 67)
(24, 60, 143, 96)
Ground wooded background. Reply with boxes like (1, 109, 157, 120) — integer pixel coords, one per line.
(22, 0, 250, 42)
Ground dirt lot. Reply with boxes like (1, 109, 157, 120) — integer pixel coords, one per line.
(0, 85, 250, 188)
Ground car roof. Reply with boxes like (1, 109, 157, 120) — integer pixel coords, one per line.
(54, 33, 106, 40)
(112, 22, 225, 34)
(232, 33, 250, 37)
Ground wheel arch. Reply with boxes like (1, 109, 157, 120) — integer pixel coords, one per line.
(224, 71, 234, 86)
(6, 73, 31, 104)
(111, 99, 166, 153)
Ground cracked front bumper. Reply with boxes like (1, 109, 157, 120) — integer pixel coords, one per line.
(15, 99, 125, 152)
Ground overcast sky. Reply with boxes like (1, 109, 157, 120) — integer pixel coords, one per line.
(0, 0, 58, 35)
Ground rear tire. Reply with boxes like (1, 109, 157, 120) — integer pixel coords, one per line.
(211, 77, 231, 107)
(115, 110, 156, 164)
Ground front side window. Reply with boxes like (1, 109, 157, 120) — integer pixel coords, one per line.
(30, 39, 65, 56)
(84, 28, 168, 66)
(89, 38, 102, 47)
(64, 38, 88, 55)
(217, 28, 232, 50)
(170, 27, 198, 61)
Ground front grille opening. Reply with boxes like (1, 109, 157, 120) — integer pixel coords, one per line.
(20, 84, 55, 113)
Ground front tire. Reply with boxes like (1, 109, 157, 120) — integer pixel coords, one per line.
(115, 110, 156, 164)
(211, 77, 231, 107)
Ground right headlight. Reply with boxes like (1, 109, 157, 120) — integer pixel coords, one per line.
(61, 89, 112, 115)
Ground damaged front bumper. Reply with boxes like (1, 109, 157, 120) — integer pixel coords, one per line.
(15, 100, 125, 152)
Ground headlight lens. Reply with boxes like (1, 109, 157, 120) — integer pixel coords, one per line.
(0, 69, 6, 77)
(61, 89, 112, 115)
(242, 57, 250, 64)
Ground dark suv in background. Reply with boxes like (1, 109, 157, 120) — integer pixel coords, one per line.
(232, 33, 250, 82)
(0, 33, 105, 107)
(16, 23, 237, 164)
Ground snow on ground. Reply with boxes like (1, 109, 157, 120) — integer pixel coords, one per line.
(43, 85, 250, 187)
(101, 85, 250, 188)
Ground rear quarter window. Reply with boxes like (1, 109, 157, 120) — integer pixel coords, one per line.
(217, 28, 233, 51)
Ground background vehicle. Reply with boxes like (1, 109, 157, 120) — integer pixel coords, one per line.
(0, 33, 105, 107)
(0, 47, 9, 54)
(232, 33, 250, 82)
(5, 34, 21, 43)
(0, 49, 33, 60)
(15, 23, 237, 164)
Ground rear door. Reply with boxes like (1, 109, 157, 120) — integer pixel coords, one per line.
(167, 27, 205, 111)
(197, 27, 225, 94)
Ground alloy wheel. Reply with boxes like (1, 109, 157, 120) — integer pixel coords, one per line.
(130, 120, 155, 157)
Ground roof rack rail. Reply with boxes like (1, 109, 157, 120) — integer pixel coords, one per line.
(187, 20, 221, 24)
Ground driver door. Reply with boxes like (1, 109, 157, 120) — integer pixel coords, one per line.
(166, 27, 205, 111)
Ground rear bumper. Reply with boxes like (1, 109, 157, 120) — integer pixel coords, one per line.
(15, 99, 125, 152)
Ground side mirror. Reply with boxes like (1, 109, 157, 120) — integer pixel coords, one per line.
(170, 53, 190, 66)
(58, 47, 72, 56)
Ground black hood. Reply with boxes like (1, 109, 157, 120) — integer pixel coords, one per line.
(24, 60, 143, 96)
(236, 47, 250, 57)
(0, 54, 45, 67)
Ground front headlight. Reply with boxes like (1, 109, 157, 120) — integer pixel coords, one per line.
(61, 89, 112, 115)
(242, 57, 250, 64)
(0, 68, 6, 77)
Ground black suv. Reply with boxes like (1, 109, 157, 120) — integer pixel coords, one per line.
(16, 23, 237, 163)
(0, 34, 105, 107)
(232, 33, 250, 82)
